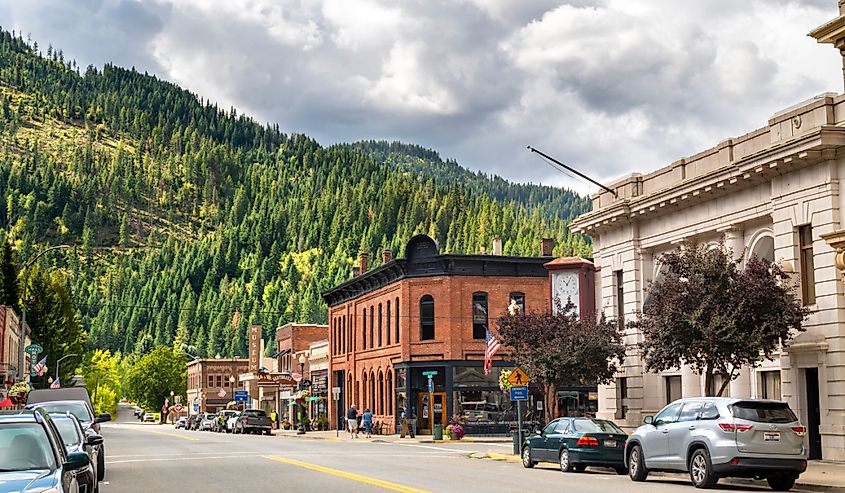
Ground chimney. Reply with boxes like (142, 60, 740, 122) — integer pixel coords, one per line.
(541, 238, 555, 257)
(492, 236, 503, 256)
(382, 249, 392, 263)
(359, 252, 369, 273)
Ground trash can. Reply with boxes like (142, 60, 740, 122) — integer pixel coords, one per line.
(433, 424, 443, 440)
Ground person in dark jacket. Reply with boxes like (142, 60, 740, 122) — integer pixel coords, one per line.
(346, 405, 359, 438)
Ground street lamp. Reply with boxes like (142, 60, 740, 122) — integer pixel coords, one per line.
(18, 244, 72, 381)
(229, 375, 237, 411)
(297, 354, 308, 435)
(55, 353, 78, 385)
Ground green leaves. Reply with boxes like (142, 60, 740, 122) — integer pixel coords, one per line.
(124, 345, 186, 411)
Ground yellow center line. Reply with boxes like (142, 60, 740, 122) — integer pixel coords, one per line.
(263, 455, 430, 493)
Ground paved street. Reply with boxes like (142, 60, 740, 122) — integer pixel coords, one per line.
(97, 406, 817, 493)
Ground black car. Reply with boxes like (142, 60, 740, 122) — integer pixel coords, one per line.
(0, 408, 91, 493)
(26, 388, 111, 481)
(51, 412, 104, 493)
(522, 417, 629, 474)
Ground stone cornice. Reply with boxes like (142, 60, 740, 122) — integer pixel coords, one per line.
(571, 126, 845, 235)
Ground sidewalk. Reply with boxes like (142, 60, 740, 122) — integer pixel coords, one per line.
(271, 428, 510, 444)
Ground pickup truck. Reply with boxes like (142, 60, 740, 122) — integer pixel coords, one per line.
(234, 409, 272, 435)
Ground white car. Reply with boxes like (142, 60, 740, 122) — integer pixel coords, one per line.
(143, 413, 155, 423)
(199, 413, 216, 431)
(226, 412, 241, 433)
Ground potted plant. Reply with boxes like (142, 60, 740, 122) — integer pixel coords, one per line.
(445, 414, 465, 440)
(315, 414, 329, 431)
(9, 382, 30, 405)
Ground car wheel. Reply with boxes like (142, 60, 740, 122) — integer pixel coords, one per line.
(628, 444, 648, 482)
(559, 448, 574, 473)
(767, 474, 796, 491)
(573, 465, 586, 472)
(97, 448, 105, 481)
(689, 448, 718, 489)
(521, 446, 535, 469)
(615, 466, 628, 475)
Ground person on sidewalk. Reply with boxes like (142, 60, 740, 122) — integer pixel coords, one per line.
(362, 408, 373, 438)
(346, 405, 359, 438)
(270, 410, 277, 430)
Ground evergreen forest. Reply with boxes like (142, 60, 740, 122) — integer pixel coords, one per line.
(0, 29, 591, 359)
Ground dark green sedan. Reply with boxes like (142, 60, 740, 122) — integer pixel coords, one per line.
(522, 417, 629, 474)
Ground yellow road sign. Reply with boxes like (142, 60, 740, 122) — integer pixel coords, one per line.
(507, 367, 530, 386)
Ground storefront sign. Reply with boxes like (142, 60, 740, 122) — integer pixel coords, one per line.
(257, 372, 297, 387)
(248, 325, 261, 372)
(311, 371, 328, 394)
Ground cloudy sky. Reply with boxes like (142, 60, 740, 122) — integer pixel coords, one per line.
(0, 0, 841, 191)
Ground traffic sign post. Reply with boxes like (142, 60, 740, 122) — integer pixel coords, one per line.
(332, 386, 341, 437)
(25, 344, 43, 376)
(234, 390, 249, 403)
(507, 368, 531, 458)
(507, 367, 530, 387)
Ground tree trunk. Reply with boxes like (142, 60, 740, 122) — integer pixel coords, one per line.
(716, 368, 737, 397)
(704, 364, 714, 397)
(544, 382, 558, 424)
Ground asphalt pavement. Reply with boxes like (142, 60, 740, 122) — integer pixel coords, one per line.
(99, 405, 817, 493)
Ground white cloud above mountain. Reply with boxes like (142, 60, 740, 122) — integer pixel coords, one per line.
(0, 0, 840, 191)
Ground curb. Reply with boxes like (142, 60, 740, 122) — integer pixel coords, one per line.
(468, 451, 521, 463)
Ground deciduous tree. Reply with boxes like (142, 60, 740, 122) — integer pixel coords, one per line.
(495, 301, 625, 423)
(631, 243, 807, 396)
(124, 345, 186, 420)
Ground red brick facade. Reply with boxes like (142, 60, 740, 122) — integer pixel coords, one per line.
(186, 358, 249, 413)
(324, 235, 552, 433)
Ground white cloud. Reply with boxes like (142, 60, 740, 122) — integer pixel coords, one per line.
(0, 0, 840, 191)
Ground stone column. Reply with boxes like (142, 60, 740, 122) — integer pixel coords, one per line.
(722, 226, 752, 397)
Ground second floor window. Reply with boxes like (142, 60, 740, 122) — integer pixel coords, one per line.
(799, 225, 815, 305)
(509, 292, 525, 314)
(472, 292, 488, 339)
(420, 295, 435, 340)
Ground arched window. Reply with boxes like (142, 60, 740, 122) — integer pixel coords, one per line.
(361, 372, 368, 410)
(370, 371, 377, 412)
(332, 319, 337, 355)
(351, 313, 356, 352)
(472, 292, 488, 339)
(386, 300, 391, 345)
(378, 371, 385, 415)
(387, 371, 393, 415)
(341, 317, 346, 354)
(346, 375, 352, 410)
(362, 308, 367, 349)
(378, 303, 383, 347)
(370, 305, 375, 350)
(395, 297, 400, 344)
(420, 295, 435, 340)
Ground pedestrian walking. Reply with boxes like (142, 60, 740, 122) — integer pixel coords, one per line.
(362, 408, 373, 438)
(346, 405, 359, 438)
(270, 410, 277, 430)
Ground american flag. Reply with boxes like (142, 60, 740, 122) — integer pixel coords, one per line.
(50, 378, 61, 389)
(218, 388, 226, 398)
(484, 329, 501, 375)
(32, 357, 47, 377)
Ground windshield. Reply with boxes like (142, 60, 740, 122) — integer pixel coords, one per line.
(33, 402, 93, 423)
(572, 419, 625, 434)
(51, 417, 83, 447)
(243, 410, 265, 417)
(731, 401, 798, 423)
(0, 423, 57, 471)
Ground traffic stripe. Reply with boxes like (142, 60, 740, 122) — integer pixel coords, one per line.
(263, 455, 430, 493)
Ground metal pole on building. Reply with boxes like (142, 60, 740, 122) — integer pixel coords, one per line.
(18, 244, 71, 382)
(54, 353, 78, 386)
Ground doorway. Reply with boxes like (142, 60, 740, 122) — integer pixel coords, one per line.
(418, 392, 446, 434)
(805, 368, 822, 460)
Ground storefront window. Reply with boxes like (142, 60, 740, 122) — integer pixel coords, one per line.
(472, 292, 488, 339)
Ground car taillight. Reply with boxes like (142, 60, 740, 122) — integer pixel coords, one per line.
(730, 457, 740, 465)
(576, 436, 599, 447)
(791, 426, 806, 436)
(719, 423, 752, 432)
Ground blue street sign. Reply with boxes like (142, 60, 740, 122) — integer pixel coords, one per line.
(509, 386, 529, 401)
(427, 378, 434, 393)
(234, 390, 249, 402)
(193, 403, 199, 411)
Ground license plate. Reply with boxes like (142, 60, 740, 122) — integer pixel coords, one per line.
(603, 439, 616, 448)
(764, 432, 780, 442)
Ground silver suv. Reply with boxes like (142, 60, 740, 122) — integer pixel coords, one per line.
(625, 397, 806, 490)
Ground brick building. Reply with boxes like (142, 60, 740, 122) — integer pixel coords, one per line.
(322, 235, 554, 435)
(186, 358, 248, 414)
(275, 323, 328, 424)
(0, 306, 26, 386)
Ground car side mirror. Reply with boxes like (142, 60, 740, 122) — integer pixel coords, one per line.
(95, 413, 112, 424)
(65, 451, 90, 470)
(643, 416, 654, 426)
(87, 434, 104, 447)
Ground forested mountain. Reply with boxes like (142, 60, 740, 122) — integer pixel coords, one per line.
(0, 29, 591, 358)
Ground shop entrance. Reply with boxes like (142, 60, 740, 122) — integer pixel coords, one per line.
(418, 392, 446, 434)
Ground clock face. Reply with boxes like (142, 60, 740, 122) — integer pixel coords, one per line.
(553, 271, 580, 315)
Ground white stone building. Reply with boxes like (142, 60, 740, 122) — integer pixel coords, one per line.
(570, 6, 845, 461)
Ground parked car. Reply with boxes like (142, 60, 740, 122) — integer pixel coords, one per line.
(226, 411, 241, 433)
(0, 408, 92, 493)
(186, 414, 200, 431)
(51, 412, 103, 493)
(199, 413, 216, 431)
(625, 397, 807, 490)
(142, 413, 156, 423)
(234, 409, 272, 435)
(174, 417, 188, 429)
(26, 387, 111, 481)
(133, 407, 143, 419)
(214, 410, 239, 433)
(522, 417, 628, 474)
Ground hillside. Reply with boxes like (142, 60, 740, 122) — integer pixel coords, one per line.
(0, 29, 591, 358)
